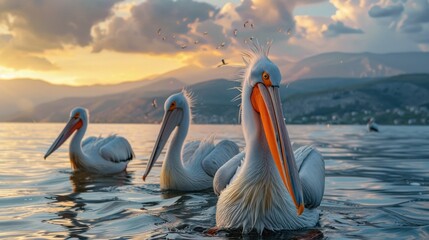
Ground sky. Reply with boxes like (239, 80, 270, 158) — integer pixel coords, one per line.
(0, 0, 428, 85)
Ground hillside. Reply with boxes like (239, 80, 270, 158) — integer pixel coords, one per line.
(283, 74, 429, 125)
(283, 52, 429, 81)
(0, 65, 238, 117)
(0, 78, 160, 117)
(5, 77, 185, 122)
(5, 74, 429, 125)
(3, 51, 427, 119)
(7, 79, 239, 123)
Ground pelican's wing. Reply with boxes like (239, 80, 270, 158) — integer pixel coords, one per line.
(182, 140, 200, 163)
(294, 145, 325, 209)
(202, 140, 240, 177)
(82, 136, 97, 147)
(184, 136, 216, 166)
(98, 135, 135, 163)
(213, 151, 244, 195)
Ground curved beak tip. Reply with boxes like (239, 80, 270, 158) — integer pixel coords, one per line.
(142, 175, 147, 182)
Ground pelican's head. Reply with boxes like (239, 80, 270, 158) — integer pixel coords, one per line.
(142, 91, 191, 181)
(44, 107, 88, 159)
(241, 45, 304, 215)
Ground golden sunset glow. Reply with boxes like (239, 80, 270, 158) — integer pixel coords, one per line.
(0, 0, 427, 86)
(0, 50, 188, 85)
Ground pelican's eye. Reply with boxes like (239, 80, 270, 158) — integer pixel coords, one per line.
(262, 71, 271, 86)
(73, 113, 80, 119)
(169, 101, 177, 111)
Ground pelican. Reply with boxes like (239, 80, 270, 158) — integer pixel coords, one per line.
(367, 118, 379, 132)
(44, 107, 134, 174)
(142, 90, 239, 191)
(213, 45, 325, 234)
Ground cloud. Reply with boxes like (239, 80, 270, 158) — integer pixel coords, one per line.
(0, 48, 58, 70)
(0, 33, 12, 42)
(286, 0, 421, 56)
(1, 0, 428, 74)
(368, 4, 404, 18)
(93, 0, 330, 59)
(366, 0, 429, 47)
(398, 0, 429, 35)
(93, 0, 216, 54)
(414, 31, 429, 43)
(322, 21, 363, 38)
(0, 0, 121, 51)
(92, 0, 426, 65)
(0, 0, 120, 71)
(400, 24, 422, 33)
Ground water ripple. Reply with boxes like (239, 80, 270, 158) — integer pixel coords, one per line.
(0, 123, 428, 239)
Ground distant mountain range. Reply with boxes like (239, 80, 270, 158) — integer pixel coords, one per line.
(1, 51, 428, 125)
(282, 74, 429, 125)
(0, 65, 237, 117)
(6, 78, 240, 123)
(283, 52, 429, 81)
(4, 74, 429, 125)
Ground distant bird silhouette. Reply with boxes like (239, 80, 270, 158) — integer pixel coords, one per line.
(217, 59, 228, 68)
(216, 42, 226, 49)
(367, 118, 379, 132)
(244, 20, 249, 28)
(233, 29, 238, 37)
(152, 99, 158, 109)
(144, 99, 158, 117)
(203, 31, 208, 35)
(157, 28, 162, 36)
(194, 40, 199, 44)
(181, 44, 187, 49)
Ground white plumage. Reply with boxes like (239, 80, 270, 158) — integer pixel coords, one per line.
(367, 118, 379, 132)
(44, 107, 134, 174)
(214, 44, 325, 234)
(215, 146, 325, 209)
(143, 91, 239, 191)
(294, 145, 325, 209)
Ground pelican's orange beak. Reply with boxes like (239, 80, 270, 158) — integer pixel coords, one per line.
(44, 116, 82, 159)
(251, 83, 305, 215)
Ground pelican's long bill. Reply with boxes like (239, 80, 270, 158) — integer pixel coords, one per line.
(251, 83, 305, 215)
(44, 117, 82, 159)
(142, 108, 183, 181)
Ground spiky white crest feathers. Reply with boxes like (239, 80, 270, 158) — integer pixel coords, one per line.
(231, 40, 273, 124)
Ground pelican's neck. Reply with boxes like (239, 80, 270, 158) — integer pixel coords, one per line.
(241, 91, 273, 175)
(69, 121, 87, 163)
(164, 107, 190, 170)
(243, 131, 274, 181)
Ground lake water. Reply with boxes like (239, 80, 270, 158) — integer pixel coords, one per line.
(0, 123, 428, 239)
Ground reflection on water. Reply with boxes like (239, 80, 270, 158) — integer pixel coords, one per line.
(69, 171, 133, 193)
(0, 123, 428, 239)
